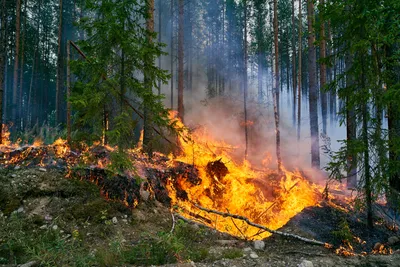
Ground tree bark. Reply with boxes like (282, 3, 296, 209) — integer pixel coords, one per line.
(67, 41, 71, 144)
(319, 0, 327, 135)
(18, 0, 27, 129)
(292, 0, 297, 127)
(307, 0, 320, 169)
(345, 50, 357, 190)
(12, 0, 22, 124)
(273, 0, 282, 172)
(143, 0, 155, 155)
(56, 0, 64, 125)
(297, 0, 302, 141)
(0, 0, 7, 143)
(177, 0, 184, 121)
(28, 0, 41, 129)
(158, 0, 162, 95)
(170, 0, 174, 109)
(243, 0, 248, 159)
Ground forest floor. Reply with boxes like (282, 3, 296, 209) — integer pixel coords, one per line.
(1, 167, 400, 267)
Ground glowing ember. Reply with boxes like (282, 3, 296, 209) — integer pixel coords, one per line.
(167, 112, 321, 240)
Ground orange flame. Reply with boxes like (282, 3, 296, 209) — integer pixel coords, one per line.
(167, 112, 321, 240)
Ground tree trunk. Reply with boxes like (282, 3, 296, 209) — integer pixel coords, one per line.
(158, 0, 162, 95)
(243, 0, 249, 159)
(345, 50, 357, 190)
(56, 0, 64, 125)
(292, 0, 297, 127)
(28, 0, 41, 129)
(297, 0, 302, 141)
(12, 0, 22, 124)
(307, 0, 320, 169)
(0, 0, 7, 143)
(319, 0, 327, 135)
(170, 0, 174, 109)
(143, 0, 155, 154)
(18, 0, 27, 129)
(273, 0, 282, 172)
(177, 0, 184, 121)
(387, 44, 400, 209)
(67, 41, 71, 144)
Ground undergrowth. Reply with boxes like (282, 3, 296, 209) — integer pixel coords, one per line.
(0, 212, 226, 266)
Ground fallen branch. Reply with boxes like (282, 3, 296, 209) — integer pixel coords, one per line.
(170, 212, 176, 233)
(193, 203, 333, 248)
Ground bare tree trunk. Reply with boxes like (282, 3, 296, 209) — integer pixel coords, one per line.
(18, 0, 27, 130)
(56, 0, 64, 125)
(345, 50, 357, 190)
(170, 0, 174, 109)
(319, 0, 327, 135)
(307, 0, 320, 169)
(0, 0, 7, 143)
(177, 0, 184, 121)
(292, 0, 297, 127)
(243, 0, 249, 159)
(297, 0, 302, 141)
(12, 0, 22, 124)
(273, 0, 282, 172)
(158, 0, 162, 95)
(28, 0, 41, 129)
(67, 41, 71, 144)
(143, 0, 155, 154)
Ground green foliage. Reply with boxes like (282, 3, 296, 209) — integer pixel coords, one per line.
(332, 218, 353, 243)
(0, 214, 95, 266)
(70, 0, 172, 149)
(107, 149, 136, 175)
(323, 0, 400, 217)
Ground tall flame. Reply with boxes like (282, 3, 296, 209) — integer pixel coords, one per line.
(167, 112, 321, 240)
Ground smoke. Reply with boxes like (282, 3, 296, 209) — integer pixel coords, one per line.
(155, 0, 347, 184)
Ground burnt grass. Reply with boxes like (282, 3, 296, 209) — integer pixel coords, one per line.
(284, 201, 397, 253)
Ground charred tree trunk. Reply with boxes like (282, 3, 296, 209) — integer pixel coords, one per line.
(56, 0, 64, 125)
(177, 0, 184, 121)
(143, 0, 155, 155)
(297, 0, 302, 141)
(0, 0, 6, 143)
(12, 0, 22, 124)
(273, 0, 282, 172)
(307, 0, 320, 169)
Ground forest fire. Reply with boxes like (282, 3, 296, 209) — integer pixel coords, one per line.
(0, 120, 397, 255)
(167, 113, 322, 240)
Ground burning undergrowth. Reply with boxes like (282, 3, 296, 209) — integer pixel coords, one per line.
(0, 119, 399, 256)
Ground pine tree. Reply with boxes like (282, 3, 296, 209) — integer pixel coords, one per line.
(307, 0, 320, 168)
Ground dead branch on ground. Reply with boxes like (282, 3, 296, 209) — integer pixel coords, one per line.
(193, 203, 333, 248)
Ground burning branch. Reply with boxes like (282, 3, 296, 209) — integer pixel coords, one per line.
(193, 203, 333, 248)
